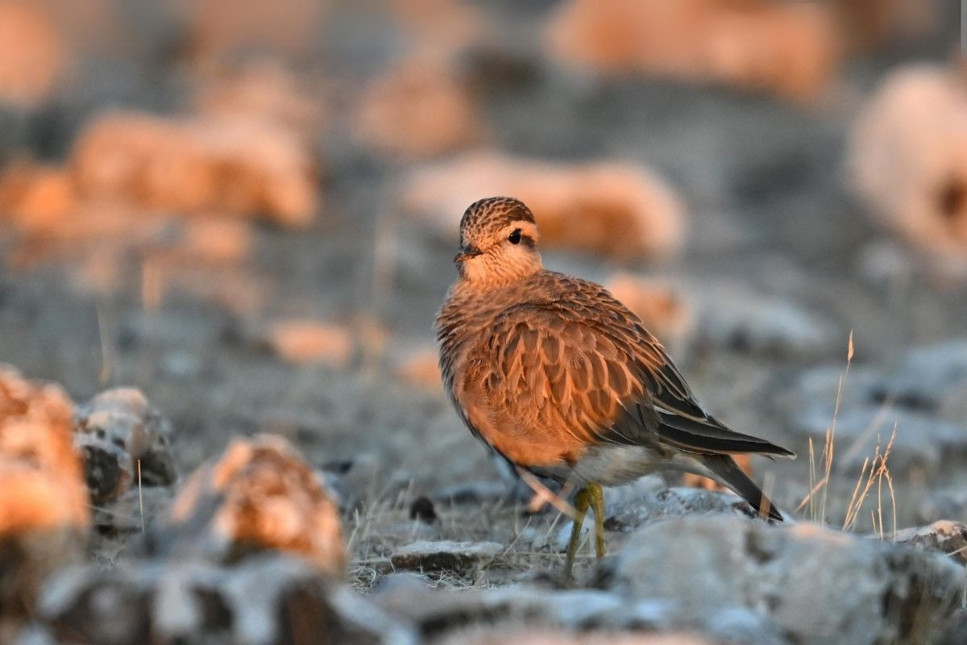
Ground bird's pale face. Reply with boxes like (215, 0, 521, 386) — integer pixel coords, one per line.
(455, 217, 543, 289)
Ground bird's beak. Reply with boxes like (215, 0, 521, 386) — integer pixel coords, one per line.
(454, 244, 482, 264)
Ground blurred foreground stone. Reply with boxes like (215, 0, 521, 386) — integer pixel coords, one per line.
(403, 152, 684, 261)
(0, 365, 88, 639)
(377, 580, 781, 644)
(431, 630, 712, 645)
(163, 434, 346, 578)
(37, 555, 412, 645)
(598, 515, 965, 645)
(544, 0, 839, 103)
(73, 388, 176, 505)
(71, 110, 318, 227)
(849, 64, 967, 271)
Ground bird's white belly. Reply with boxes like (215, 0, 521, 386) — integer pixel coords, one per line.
(568, 444, 713, 487)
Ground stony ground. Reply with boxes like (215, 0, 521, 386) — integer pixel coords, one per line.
(2, 1, 967, 643)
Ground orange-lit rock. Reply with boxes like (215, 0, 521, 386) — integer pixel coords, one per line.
(834, 0, 941, 52)
(848, 64, 967, 261)
(0, 160, 76, 232)
(0, 3, 67, 107)
(0, 365, 88, 534)
(604, 273, 693, 350)
(70, 111, 318, 227)
(167, 434, 345, 577)
(393, 347, 442, 391)
(403, 152, 684, 261)
(268, 320, 355, 367)
(0, 365, 89, 629)
(193, 60, 325, 140)
(544, 0, 839, 102)
(150, 218, 254, 266)
(356, 56, 482, 159)
(183, 0, 328, 64)
(388, 0, 489, 60)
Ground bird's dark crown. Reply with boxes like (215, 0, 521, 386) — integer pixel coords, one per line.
(459, 197, 536, 244)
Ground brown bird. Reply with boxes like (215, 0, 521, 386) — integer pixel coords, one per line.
(435, 196, 795, 575)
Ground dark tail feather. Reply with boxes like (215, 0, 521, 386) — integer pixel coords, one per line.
(701, 455, 784, 522)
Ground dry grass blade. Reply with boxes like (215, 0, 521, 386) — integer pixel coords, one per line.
(843, 422, 897, 533)
(797, 331, 853, 519)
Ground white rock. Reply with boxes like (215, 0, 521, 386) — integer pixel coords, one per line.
(602, 515, 965, 645)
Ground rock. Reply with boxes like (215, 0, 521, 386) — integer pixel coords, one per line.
(544, 0, 839, 103)
(159, 218, 254, 266)
(780, 341, 967, 476)
(73, 388, 177, 504)
(0, 4, 67, 108)
(70, 110, 318, 227)
(355, 55, 482, 159)
(377, 584, 781, 645)
(388, 0, 489, 61)
(162, 434, 346, 578)
(868, 339, 967, 414)
(193, 60, 325, 141)
(0, 365, 89, 638)
(793, 404, 966, 474)
(72, 434, 132, 505)
(392, 346, 443, 391)
(91, 486, 173, 536)
(835, 0, 942, 51)
(266, 319, 356, 367)
(402, 152, 685, 262)
(409, 496, 438, 524)
(0, 161, 76, 232)
(693, 282, 834, 356)
(431, 627, 715, 645)
(848, 63, 967, 267)
(893, 521, 967, 565)
(182, 0, 329, 65)
(391, 540, 503, 574)
(37, 555, 415, 645)
(603, 273, 694, 352)
(917, 488, 967, 526)
(598, 516, 965, 645)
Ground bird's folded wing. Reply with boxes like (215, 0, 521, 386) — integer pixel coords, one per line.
(479, 291, 794, 458)
(478, 298, 667, 447)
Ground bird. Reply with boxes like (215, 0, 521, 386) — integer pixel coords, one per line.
(435, 196, 795, 575)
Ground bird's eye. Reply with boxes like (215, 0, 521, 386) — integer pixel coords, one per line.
(508, 229, 522, 245)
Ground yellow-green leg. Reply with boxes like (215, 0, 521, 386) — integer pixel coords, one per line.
(563, 482, 606, 577)
(588, 482, 605, 559)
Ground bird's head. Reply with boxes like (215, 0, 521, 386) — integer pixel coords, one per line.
(454, 196, 543, 289)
